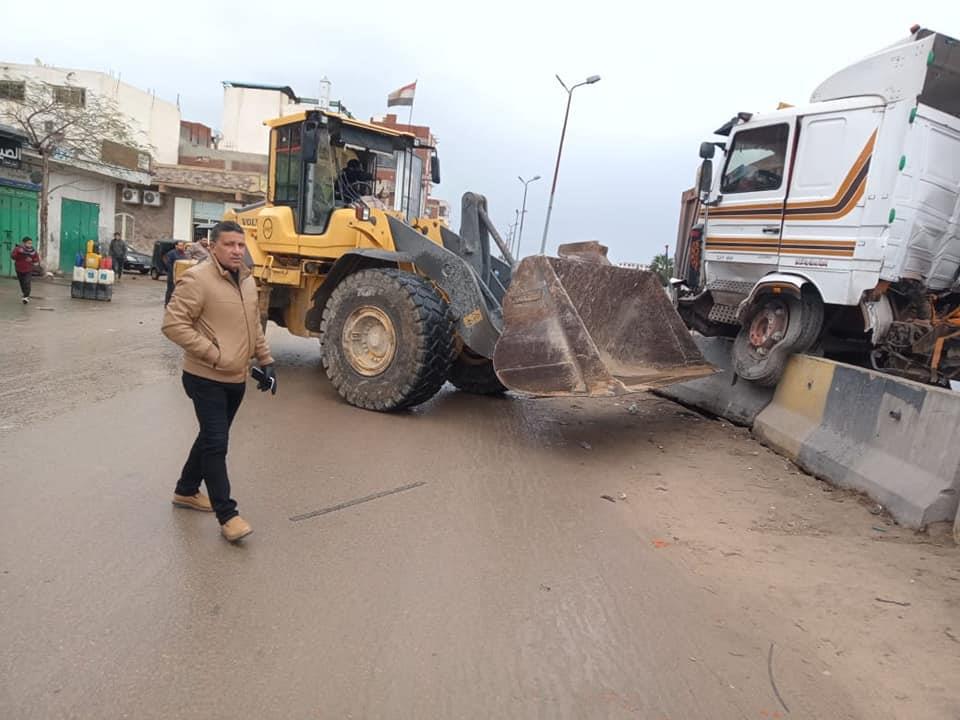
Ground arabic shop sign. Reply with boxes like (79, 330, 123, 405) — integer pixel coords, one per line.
(0, 137, 22, 168)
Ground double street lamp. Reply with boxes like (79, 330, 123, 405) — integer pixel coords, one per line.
(515, 174, 541, 258)
(539, 74, 601, 255)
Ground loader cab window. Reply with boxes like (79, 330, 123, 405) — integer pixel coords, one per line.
(273, 124, 303, 206)
(303, 126, 336, 234)
(335, 156, 375, 204)
(720, 123, 789, 194)
(394, 148, 424, 222)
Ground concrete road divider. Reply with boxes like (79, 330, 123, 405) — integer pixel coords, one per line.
(655, 336, 775, 426)
(753, 355, 960, 529)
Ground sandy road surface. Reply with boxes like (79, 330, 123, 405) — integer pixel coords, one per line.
(1, 276, 957, 719)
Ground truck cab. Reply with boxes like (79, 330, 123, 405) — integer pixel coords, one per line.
(677, 27, 960, 386)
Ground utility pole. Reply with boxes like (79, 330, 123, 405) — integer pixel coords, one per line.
(540, 73, 601, 254)
(517, 174, 541, 258)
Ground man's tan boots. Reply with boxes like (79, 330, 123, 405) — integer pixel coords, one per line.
(221, 517, 253, 542)
(172, 493, 213, 512)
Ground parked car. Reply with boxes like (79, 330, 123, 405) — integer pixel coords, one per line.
(150, 239, 180, 280)
(123, 250, 152, 274)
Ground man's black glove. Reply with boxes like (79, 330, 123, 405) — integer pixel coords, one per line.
(257, 364, 277, 395)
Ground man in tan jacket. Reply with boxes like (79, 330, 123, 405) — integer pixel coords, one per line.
(162, 221, 276, 542)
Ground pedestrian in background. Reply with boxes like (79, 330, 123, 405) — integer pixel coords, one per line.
(187, 236, 210, 261)
(11, 236, 40, 304)
(163, 240, 188, 306)
(109, 232, 127, 282)
(161, 220, 276, 542)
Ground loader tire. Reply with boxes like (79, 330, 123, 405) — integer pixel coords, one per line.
(320, 268, 454, 411)
(448, 347, 507, 395)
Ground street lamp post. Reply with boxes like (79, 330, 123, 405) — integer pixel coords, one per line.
(539, 74, 601, 255)
(516, 174, 541, 258)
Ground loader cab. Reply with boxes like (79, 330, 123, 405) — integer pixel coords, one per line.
(267, 110, 437, 235)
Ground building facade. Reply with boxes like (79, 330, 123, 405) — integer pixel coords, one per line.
(220, 81, 353, 156)
(370, 114, 443, 220)
(0, 61, 178, 273)
(0, 123, 37, 277)
(114, 119, 267, 252)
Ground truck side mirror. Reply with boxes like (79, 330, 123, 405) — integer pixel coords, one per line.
(699, 141, 716, 159)
(430, 153, 441, 184)
(301, 121, 319, 164)
(698, 159, 713, 195)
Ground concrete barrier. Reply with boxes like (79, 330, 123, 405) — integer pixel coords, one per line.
(754, 355, 960, 529)
(654, 336, 775, 426)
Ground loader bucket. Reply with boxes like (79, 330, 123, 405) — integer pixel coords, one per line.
(493, 250, 715, 396)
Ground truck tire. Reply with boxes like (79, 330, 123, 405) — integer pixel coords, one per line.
(795, 289, 825, 353)
(320, 268, 454, 411)
(733, 294, 804, 386)
(448, 347, 507, 395)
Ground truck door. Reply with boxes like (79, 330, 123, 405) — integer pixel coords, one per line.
(705, 121, 794, 282)
(779, 109, 881, 298)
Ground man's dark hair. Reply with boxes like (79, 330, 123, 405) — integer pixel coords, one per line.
(211, 221, 245, 243)
(22, 236, 32, 243)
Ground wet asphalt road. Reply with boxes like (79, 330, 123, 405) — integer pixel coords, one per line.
(0, 276, 955, 720)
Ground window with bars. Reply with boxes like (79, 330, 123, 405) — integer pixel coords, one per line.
(52, 85, 86, 107)
(0, 80, 26, 101)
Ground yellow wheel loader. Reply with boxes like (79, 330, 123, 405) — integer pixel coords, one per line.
(226, 109, 712, 411)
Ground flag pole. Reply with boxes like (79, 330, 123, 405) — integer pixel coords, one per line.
(407, 79, 417, 127)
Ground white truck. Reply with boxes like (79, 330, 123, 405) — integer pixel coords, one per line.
(675, 26, 960, 386)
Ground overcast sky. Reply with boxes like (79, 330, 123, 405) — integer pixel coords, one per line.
(4, 1, 954, 262)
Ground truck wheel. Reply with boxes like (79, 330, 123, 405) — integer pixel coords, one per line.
(320, 268, 454, 411)
(733, 294, 804, 386)
(448, 347, 507, 395)
(795, 289, 825, 353)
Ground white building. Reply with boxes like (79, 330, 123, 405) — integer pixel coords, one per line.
(0, 62, 180, 272)
(1, 63, 180, 163)
(220, 81, 352, 155)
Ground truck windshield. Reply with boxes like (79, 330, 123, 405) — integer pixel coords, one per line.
(721, 123, 789, 194)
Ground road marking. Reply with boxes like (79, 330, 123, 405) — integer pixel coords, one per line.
(289, 481, 426, 522)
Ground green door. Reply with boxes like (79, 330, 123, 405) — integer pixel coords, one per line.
(59, 198, 100, 272)
(0, 187, 39, 277)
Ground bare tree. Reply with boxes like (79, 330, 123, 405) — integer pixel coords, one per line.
(0, 72, 151, 258)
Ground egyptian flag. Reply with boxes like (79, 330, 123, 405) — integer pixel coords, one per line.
(387, 81, 416, 107)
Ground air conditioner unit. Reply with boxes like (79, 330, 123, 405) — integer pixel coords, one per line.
(142, 190, 162, 207)
(121, 188, 141, 204)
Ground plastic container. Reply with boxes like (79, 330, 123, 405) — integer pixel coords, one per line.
(81, 268, 98, 300)
(85, 253, 101, 269)
(82, 282, 98, 300)
(75, 252, 84, 268)
(101, 256, 113, 270)
(97, 269, 114, 285)
(71, 266, 85, 299)
(96, 280, 113, 302)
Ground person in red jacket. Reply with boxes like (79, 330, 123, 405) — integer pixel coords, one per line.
(10, 236, 40, 304)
